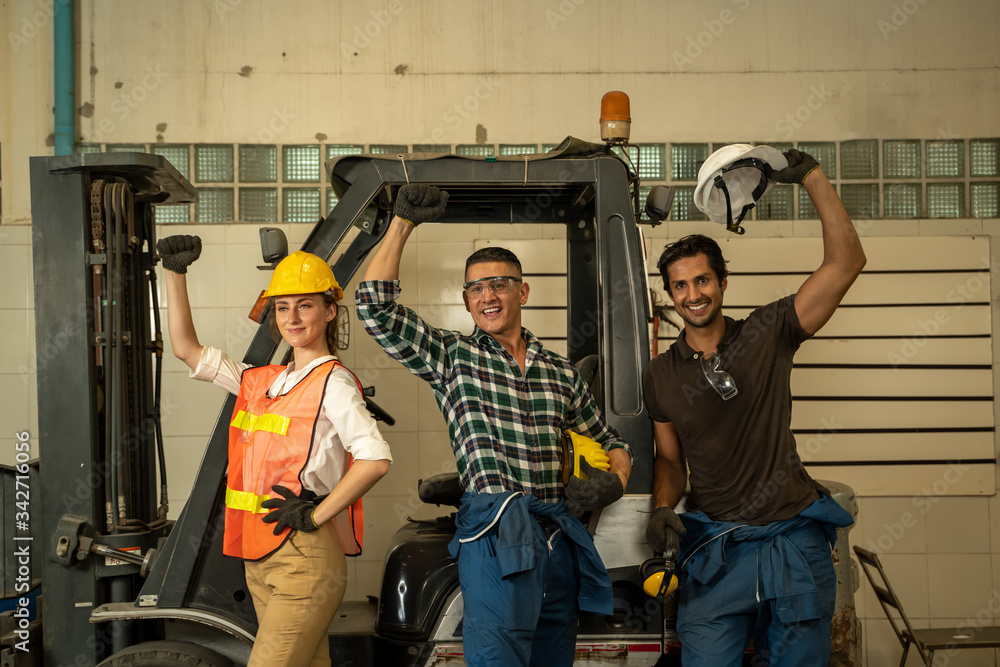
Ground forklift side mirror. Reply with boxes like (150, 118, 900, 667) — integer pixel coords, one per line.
(258, 227, 288, 267)
(644, 186, 675, 223)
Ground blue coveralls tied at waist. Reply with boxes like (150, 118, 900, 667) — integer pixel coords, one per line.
(678, 496, 853, 617)
(449, 491, 614, 615)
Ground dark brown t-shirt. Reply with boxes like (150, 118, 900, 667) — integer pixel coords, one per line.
(643, 295, 827, 525)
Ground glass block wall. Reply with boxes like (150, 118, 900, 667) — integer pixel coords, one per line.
(70, 139, 1000, 223)
(656, 138, 1000, 221)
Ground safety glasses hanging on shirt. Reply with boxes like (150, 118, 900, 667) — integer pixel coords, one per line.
(699, 353, 738, 401)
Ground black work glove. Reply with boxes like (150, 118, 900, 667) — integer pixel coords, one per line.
(564, 460, 624, 513)
(394, 184, 449, 225)
(260, 485, 319, 535)
(156, 235, 202, 274)
(768, 149, 820, 185)
(646, 505, 687, 554)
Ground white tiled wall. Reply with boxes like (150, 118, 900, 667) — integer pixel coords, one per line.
(842, 495, 1000, 666)
(0, 224, 36, 466)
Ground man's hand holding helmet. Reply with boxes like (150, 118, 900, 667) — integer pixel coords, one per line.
(768, 149, 820, 185)
(565, 461, 624, 513)
(561, 430, 611, 483)
(562, 431, 623, 513)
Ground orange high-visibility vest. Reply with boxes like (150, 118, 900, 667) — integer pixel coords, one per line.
(224, 359, 365, 561)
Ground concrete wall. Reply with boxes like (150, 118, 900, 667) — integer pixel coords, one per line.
(2, 1, 999, 664)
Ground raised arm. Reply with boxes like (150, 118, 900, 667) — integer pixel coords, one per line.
(158, 235, 204, 372)
(364, 185, 448, 282)
(771, 151, 867, 335)
(363, 216, 414, 282)
(164, 272, 203, 371)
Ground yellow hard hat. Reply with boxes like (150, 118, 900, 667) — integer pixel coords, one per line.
(262, 251, 343, 301)
(561, 430, 611, 484)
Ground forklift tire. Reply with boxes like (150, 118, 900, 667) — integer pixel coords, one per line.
(97, 640, 235, 667)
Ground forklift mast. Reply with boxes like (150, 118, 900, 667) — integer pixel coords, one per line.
(29, 153, 194, 665)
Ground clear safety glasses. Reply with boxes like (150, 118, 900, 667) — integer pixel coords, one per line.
(462, 275, 521, 299)
(699, 352, 738, 401)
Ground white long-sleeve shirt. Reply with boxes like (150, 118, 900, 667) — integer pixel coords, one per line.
(191, 346, 392, 495)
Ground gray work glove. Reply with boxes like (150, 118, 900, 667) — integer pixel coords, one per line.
(394, 184, 449, 225)
(564, 460, 624, 513)
(646, 505, 687, 554)
(156, 234, 202, 274)
(768, 149, 820, 185)
(260, 485, 319, 535)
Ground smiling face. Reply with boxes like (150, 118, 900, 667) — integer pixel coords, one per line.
(462, 260, 529, 339)
(665, 253, 727, 330)
(273, 293, 337, 353)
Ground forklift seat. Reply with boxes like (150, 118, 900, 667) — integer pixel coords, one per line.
(854, 546, 1000, 666)
(418, 472, 464, 508)
(575, 354, 603, 407)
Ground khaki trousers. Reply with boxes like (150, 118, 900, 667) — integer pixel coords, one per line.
(244, 523, 347, 667)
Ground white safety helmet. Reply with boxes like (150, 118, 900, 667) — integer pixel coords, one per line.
(693, 144, 789, 235)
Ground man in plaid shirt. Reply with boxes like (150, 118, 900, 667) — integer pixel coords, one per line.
(356, 184, 632, 666)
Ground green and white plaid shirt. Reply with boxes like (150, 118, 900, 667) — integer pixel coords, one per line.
(356, 280, 630, 503)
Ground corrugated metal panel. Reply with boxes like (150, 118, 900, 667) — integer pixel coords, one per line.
(648, 235, 995, 496)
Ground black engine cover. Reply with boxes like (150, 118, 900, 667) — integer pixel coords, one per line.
(376, 519, 459, 641)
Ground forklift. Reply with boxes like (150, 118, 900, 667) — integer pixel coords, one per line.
(20, 97, 860, 665)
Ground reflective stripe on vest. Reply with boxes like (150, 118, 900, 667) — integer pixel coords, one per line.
(225, 485, 270, 514)
(230, 410, 291, 437)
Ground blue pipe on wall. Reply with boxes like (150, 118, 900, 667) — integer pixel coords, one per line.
(54, 0, 75, 156)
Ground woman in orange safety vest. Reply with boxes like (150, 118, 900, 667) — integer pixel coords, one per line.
(158, 235, 392, 667)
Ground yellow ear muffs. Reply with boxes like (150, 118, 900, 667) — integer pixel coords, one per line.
(640, 557, 679, 599)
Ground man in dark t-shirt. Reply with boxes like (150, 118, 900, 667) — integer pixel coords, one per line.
(643, 150, 866, 666)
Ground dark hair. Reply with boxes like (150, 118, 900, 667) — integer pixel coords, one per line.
(465, 247, 523, 278)
(267, 292, 339, 353)
(657, 234, 729, 295)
